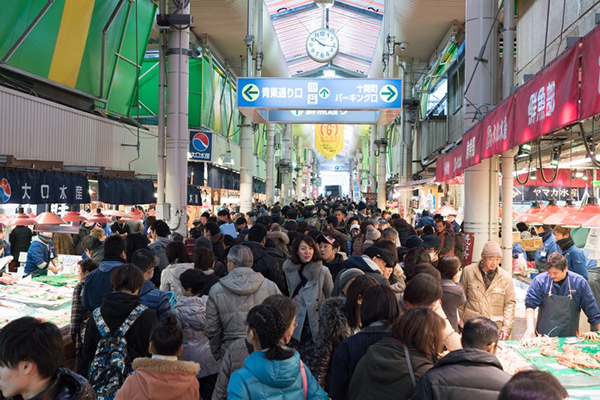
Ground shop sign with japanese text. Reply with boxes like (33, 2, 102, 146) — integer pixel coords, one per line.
(0, 168, 90, 204)
(480, 95, 515, 159)
(581, 26, 600, 120)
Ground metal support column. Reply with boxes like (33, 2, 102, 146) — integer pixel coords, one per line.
(157, 0, 167, 204)
(266, 124, 276, 205)
(463, 0, 499, 257)
(296, 136, 303, 200)
(370, 126, 377, 192)
(165, 0, 190, 235)
(501, 0, 516, 271)
(281, 124, 292, 204)
(239, 0, 255, 213)
(403, 60, 414, 216)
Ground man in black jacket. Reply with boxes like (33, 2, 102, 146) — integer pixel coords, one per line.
(412, 317, 510, 400)
(241, 224, 287, 295)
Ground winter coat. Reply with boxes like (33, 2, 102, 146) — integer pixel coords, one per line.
(348, 337, 434, 400)
(283, 259, 333, 342)
(329, 321, 391, 400)
(454, 231, 464, 260)
(324, 253, 346, 282)
(242, 241, 288, 295)
(115, 357, 200, 400)
(205, 267, 280, 360)
(441, 279, 467, 332)
(436, 229, 454, 256)
(228, 351, 328, 400)
(212, 338, 253, 400)
(148, 237, 171, 285)
(267, 231, 291, 259)
(339, 256, 390, 286)
(417, 215, 434, 228)
(8, 225, 32, 264)
(305, 296, 353, 389)
(82, 291, 158, 374)
(4, 367, 96, 400)
(562, 243, 589, 280)
(210, 232, 227, 263)
(24, 236, 57, 276)
(534, 230, 561, 271)
(351, 235, 365, 256)
(138, 280, 171, 319)
(159, 262, 194, 300)
(411, 348, 511, 400)
(174, 295, 220, 378)
(459, 261, 516, 336)
(82, 259, 125, 311)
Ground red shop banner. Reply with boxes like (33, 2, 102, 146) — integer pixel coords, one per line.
(514, 44, 580, 145)
(451, 141, 465, 177)
(463, 124, 483, 170)
(462, 232, 476, 266)
(581, 25, 600, 120)
(480, 95, 515, 159)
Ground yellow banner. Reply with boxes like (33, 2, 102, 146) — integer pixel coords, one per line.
(315, 124, 344, 159)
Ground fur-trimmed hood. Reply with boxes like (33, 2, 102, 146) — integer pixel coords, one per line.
(282, 259, 323, 281)
(318, 296, 352, 345)
(132, 357, 200, 375)
(267, 231, 290, 245)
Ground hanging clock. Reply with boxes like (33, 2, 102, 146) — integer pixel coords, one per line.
(306, 28, 339, 63)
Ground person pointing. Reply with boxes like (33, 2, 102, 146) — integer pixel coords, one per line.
(524, 253, 600, 338)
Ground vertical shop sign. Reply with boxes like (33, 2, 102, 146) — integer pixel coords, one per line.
(581, 26, 600, 120)
(463, 124, 482, 170)
(353, 179, 360, 201)
(514, 44, 579, 144)
(189, 131, 212, 161)
(480, 95, 515, 159)
(462, 232, 476, 266)
(315, 124, 344, 159)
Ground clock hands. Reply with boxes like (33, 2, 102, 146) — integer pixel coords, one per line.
(314, 38, 335, 48)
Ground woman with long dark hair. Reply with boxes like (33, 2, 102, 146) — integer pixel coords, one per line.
(227, 305, 327, 399)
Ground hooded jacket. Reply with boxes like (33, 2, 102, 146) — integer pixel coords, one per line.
(82, 291, 158, 374)
(348, 337, 434, 400)
(212, 338, 253, 400)
(210, 232, 226, 263)
(304, 296, 353, 389)
(6, 368, 96, 400)
(160, 262, 194, 300)
(267, 231, 291, 259)
(114, 357, 200, 400)
(340, 256, 390, 286)
(411, 348, 511, 400)
(148, 237, 171, 285)
(175, 295, 220, 378)
(283, 259, 333, 342)
(227, 351, 328, 400)
(242, 241, 288, 295)
(205, 267, 280, 360)
(82, 259, 125, 311)
(138, 280, 171, 319)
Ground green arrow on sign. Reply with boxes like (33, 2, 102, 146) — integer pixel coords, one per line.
(319, 88, 330, 99)
(242, 84, 260, 102)
(380, 85, 397, 103)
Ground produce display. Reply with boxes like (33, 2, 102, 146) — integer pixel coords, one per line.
(34, 274, 79, 287)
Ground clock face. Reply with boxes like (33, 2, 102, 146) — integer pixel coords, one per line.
(306, 28, 339, 63)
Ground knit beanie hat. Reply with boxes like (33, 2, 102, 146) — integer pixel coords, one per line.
(405, 235, 424, 249)
(481, 241, 502, 258)
(332, 268, 365, 296)
(357, 202, 367, 211)
(365, 225, 381, 242)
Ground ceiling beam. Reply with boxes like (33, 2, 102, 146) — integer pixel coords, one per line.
(333, 1, 383, 21)
(270, 2, 317, 21)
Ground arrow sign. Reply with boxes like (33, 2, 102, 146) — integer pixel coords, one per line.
(380, 85, 398, 103)
(242, 84, 260, 102)
(319, 87, 330, 99)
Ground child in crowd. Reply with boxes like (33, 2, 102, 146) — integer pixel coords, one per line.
(175, 269, 220, 400)
(115, 313, 200, 400)
(70, 258, 98, 376)
(0, 317, 95, 400)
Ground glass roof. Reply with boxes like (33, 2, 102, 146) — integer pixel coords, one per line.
(264, 0, 384, 76)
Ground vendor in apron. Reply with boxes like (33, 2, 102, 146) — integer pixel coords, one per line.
(524, 253, 600, 338)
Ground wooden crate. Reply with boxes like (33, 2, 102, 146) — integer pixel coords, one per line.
(521, 238, 543, 251)
(512, 232, 521, 244)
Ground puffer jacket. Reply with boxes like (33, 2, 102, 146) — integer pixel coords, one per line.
(205, 267, 280, 360)
(348, 337, 434, 400)
(212, 337, 253, 400)
(4, 367, 96, 400)
(267, 231, 291, 259)
(115, 358, 200, 400)
(304, 296, 353, 390)
(459, 261, 516, 336)
(160, 262, 194, 300)
(411, 348, 511, 400)
(227, 351, 328, 400)
(138, 280, 171, 319)
(175, 295, 220, 378)
(283, 260, 333, 342)
(242, 241, 288, 294)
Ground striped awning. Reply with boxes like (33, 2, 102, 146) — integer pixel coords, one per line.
(265, 0, 384, 76)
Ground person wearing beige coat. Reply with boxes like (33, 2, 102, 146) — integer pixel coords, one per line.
(459, 241, 516, 339)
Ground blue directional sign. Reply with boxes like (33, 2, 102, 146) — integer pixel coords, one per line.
(237, 78, 402, 125)
(264, 110, 383, 124)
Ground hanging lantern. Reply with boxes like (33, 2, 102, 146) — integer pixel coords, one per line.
(87, 209, 111, 224)
(34, 212, 66, 225)
(62, 211, 88, 222)
(514, 201, 543, 223)
(560, 197, 600, 228)
(528, 199, 560, 225)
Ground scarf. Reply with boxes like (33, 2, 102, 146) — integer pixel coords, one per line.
(479, 264, 497, 290)
(37, 234, 52, 245)
(292, 262, 309, 298)
(556, 237, 575, 252)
